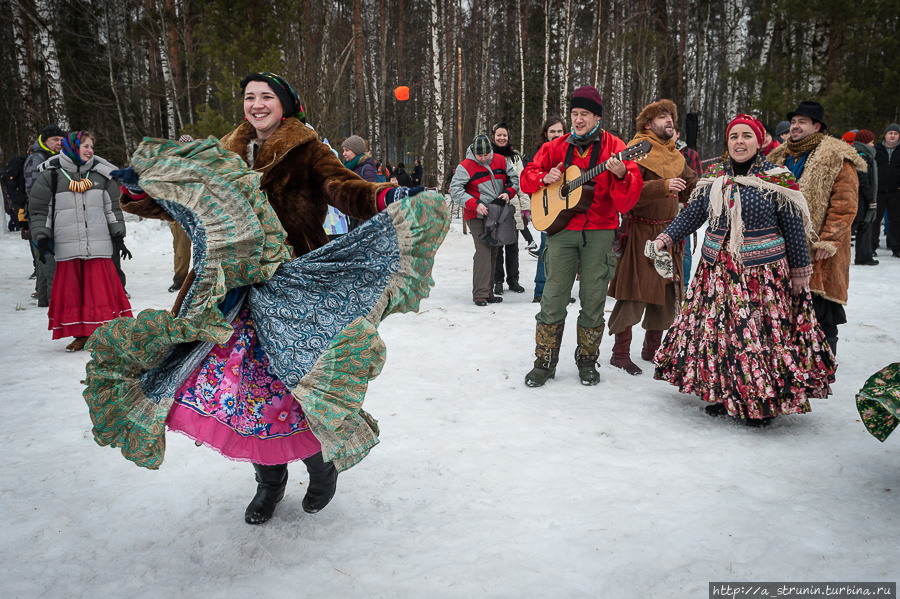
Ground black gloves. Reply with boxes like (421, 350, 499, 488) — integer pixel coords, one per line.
(864, 203, 878, 224)
(37, 238, 54, 263)
(112, 235, 132, 260)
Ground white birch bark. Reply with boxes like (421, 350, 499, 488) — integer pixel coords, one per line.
(723, 0, 749, 116)
(558, 0, 573, 115)
(517, 0, 525, 145)
(430, 0, 446, 189)
(754, 14, 776, 100)
(542, 0, 549, 121)
(33, 0, 69, 130)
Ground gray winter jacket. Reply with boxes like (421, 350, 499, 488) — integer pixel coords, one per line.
(24, 136, 58, 197)
(28, 152, 125, 261)
(449, 145, 519, 220)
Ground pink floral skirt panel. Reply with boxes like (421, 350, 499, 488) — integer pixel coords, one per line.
(166, 306, 322, 464)
(654, 249, 835, 419)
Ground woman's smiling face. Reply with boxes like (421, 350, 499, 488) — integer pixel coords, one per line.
(243, 81, 284, 140)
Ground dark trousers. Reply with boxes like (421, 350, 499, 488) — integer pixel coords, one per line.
(872, 190, 900, 253)
(495, 239, 520, 284)
(853, 195, 875, 264)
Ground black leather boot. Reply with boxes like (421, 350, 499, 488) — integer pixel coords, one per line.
(302, 452, 338, 514)
(245, 463, 288, 525)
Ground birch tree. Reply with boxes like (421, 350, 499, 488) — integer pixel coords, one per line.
(33, 0, 69, 130)
(430, 0, 446, 188)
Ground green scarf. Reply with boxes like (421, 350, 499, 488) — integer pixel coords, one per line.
(343, 154, 362, 171)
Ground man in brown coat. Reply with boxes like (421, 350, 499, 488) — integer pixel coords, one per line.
(608, 99, 698, 375)
(767, 101, 864, 355)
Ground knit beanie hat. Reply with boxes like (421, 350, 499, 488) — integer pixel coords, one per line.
(775, 121, 791, 137)
(60, 131, 90, 166)
(239, 72, 304, 120)
(726, 114, 765, 147)
(841, 131, 857, 144)
(41, 124, 65, 139)
(855, 129, 875, 144)
(569, 86, 603, 117)
(884, 123, 900, 135)
(178, 134, 195, 143)
(342, 135, 367, 157)
(472, 135, 492, 155)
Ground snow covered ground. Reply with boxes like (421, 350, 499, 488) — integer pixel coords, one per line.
(1, 215, 898, 598)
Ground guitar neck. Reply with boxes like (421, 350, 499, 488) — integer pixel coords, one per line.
(566, 149, 625, 191)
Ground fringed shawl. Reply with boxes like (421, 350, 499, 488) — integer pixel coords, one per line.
(690, 160, 813, 262)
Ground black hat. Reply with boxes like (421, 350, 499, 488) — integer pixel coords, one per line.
(41, 124, 65, 139)
(786, 101, 827, 131)
(240, 72, 304, 120)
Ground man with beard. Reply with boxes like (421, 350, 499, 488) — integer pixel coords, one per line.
(767, 101, 863, 355)
(608, 100, 698, 375)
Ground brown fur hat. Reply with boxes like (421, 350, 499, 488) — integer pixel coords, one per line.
(635, 99, 678, 131)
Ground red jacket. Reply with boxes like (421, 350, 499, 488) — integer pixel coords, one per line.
(520, 132, 642, 230)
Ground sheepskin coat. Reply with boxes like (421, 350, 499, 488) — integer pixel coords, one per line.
(768, 135, 865, 304)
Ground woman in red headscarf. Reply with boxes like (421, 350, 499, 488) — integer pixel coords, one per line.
(651, 114, 834, 427)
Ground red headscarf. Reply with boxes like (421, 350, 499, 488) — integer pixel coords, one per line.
(726, 114, 765, 147)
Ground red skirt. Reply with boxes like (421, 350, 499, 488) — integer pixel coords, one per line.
(48, 258, 133, 339)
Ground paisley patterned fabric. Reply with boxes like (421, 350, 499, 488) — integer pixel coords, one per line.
(857, 363, 900, 442)
(83, 138, 449, 470)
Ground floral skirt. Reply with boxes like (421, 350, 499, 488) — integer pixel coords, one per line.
(166, 305, 322, 465)
(48, 257, 132, 340)
(654, 249, 835, 419)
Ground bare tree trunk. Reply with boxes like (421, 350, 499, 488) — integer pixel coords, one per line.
(557, 0, 572, 114)
(517, 0, 525, 145)
(33, 0, 69, 130)
(542, 0, 549, 121)
(9, 0, 38, 137)
(353, 0, 366, 133)
(430, 0, 446, 188)
(104, 4, 132, 154)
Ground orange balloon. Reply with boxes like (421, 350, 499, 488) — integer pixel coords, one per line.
(395, 86, 410, 101)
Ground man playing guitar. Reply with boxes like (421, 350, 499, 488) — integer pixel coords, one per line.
(519, 86, 643, 387)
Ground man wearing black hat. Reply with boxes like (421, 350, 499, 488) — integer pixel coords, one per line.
(768, 101, 865, 356)
(24, 124, 65, 306)
(874, 124, 900, 257)
(519, 86, 642, 386)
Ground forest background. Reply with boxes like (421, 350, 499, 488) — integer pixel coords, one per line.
(3, 0, 899, 188)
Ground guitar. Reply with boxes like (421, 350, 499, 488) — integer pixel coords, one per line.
(530, 139, 651, 234)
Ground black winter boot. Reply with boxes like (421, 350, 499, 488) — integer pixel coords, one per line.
(525, 322, 565, 387)
(301, 452, 338, 514)
(245, 463, 289, 525)
(575, 324, 604, 386)
(507, 278, 525, 293)
(494, 281, 504, 296)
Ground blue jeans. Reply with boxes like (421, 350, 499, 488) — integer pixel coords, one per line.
(534, 232, 548, 298)
(682, 236, 693, 293)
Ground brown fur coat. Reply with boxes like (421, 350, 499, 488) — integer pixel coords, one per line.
(768, 135, 865, 304)
(220, 118, 393, 255)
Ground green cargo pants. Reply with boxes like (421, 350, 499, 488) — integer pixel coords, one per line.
(536, 228, 617, 329)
